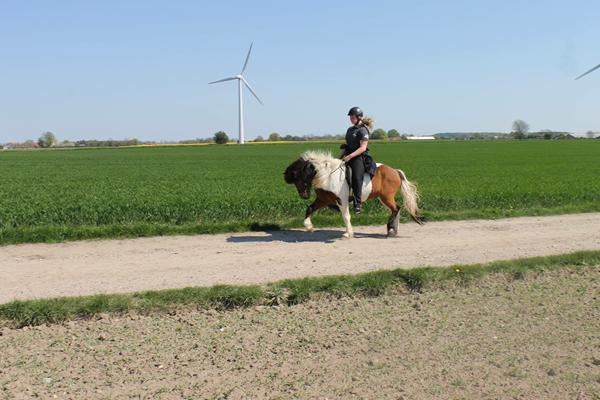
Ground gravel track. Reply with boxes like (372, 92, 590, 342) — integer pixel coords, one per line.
(1, 213, 599, 303)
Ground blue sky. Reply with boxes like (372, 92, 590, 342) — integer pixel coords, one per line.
(0, 0, 598, 142)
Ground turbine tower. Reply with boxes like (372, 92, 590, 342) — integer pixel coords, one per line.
(575, 63, 600, 80)
(209, 42, 263, 144)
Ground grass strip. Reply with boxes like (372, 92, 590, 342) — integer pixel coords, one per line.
(1, 250, 599, 328)
(2, 204, 600, 246)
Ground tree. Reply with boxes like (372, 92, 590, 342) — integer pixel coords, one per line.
(370, 128, 388, 140)
(586, 130, 595, 139)
(254, 135, 264, 142)
(511, 120, 529, 140)
(268, 132, 281, 141)
(387, 129, 400, 139)
(213, 131, 229, 144)
(38, 131, 57, 148)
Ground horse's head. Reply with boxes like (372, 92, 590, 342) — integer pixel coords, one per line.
(284, 158, 317, 199)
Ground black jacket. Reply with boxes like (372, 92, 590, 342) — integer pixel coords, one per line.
(343, 124, 376, 176)
(344, 125, 370, 154)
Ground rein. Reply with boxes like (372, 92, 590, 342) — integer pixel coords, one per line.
(329, 162, 346, 176)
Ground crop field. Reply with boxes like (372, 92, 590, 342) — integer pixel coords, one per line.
(1, 140, 599, 245)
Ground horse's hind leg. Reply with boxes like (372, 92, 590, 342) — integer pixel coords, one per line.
(386, 208, 400, 236)
(380, 194, 401, 237)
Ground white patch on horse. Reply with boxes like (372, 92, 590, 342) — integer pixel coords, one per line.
(301, 151, 345, 193)
(302, 150, 375, 202)
(361, 175, 372, 202)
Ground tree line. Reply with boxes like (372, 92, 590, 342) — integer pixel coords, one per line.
(212, 128, 406, 144)
(2, 122, 598, 149)
(2, 130, 405, 148)
(509, 120, 597, 140)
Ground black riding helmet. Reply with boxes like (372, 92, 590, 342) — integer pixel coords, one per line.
(347, 106, 363, 117)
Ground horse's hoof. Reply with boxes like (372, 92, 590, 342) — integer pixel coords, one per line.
(342, 232, 353, 239)
(303, 219, 314, 232)
(387, 229, 397, 237)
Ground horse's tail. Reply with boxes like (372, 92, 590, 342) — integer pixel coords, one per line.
(396, 169, 423, 225)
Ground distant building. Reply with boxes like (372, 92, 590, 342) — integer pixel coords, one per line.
(407, 136, 436, 140)
(553, 133, 577, 140)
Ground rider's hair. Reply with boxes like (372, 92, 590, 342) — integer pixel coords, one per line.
(358, 116, 374, 130)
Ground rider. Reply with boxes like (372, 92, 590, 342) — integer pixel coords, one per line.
(341, 106, 375, 214)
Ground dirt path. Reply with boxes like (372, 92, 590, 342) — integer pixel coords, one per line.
(1, 213, 600, 303)
(1, 267, 599, 399)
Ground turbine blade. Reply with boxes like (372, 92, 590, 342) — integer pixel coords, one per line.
(241, 42, 253, 74)
(241, 76, 263, 105)
(208, 76, 237, 84)
(575, 63, 600, 80)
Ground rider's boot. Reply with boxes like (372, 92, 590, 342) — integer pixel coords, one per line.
(353, 195, 362, 214)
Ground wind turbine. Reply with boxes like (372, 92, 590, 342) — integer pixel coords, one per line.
(209, 42, 263, 144)
(575, 63, 600, 80)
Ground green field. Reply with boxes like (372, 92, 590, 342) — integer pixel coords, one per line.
(1, 141, 599, 245)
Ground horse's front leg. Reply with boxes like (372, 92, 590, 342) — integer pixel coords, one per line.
(304, 202, 316, 232)
(304, 198, 327, 232)
(340, 199, 354, 239)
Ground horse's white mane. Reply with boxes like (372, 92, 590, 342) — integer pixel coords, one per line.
(301, 150, 344, 189)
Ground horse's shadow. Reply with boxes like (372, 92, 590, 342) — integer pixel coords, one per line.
(227, 229, 390, 244)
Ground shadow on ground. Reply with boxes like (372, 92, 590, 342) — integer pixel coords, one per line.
(227, 229, 391, 243)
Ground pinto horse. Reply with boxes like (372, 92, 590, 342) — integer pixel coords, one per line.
(284, 151, 423, 238)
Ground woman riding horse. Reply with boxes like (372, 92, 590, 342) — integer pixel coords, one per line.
(283, 109, 422, 239)
(342, 106, 376, 214)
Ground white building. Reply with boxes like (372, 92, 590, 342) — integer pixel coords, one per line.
(407, 136, 436, 140)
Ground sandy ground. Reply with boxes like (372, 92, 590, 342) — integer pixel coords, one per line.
(1, 213, 600, 303)
(0, 267, 598, 399)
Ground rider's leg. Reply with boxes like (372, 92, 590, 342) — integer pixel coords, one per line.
(349, 156, 365, 213)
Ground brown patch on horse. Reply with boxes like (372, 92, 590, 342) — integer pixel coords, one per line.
(368, 165, 401, 201)
(367, 165, 403, 235)
(304, 188, 340, 223)
(366, 165, 423, 231)
(305, 189, 340, 218)
(315, 189, 340, 205)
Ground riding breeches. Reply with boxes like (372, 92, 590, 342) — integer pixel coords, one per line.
(348, 156, 366, 204)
